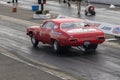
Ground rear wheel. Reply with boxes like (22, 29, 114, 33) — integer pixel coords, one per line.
(31, 34, 39, 47)
(84, 44, 98, 52)
(52, 40, 62, 54)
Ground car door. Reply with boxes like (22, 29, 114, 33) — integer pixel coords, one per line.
(40, 21, 56, 44)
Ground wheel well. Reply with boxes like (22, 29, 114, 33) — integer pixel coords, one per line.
(29, 31, 33, 37)
(51, 38, 55, 43)
(51, 38, 62, 46)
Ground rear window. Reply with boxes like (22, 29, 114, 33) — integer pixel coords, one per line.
(61, 22, 87, 29)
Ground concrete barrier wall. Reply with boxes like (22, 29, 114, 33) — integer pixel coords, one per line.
(89, 0, 120, 5)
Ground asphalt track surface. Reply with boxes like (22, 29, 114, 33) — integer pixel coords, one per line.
(0, 0, 120, 80)
(0, 16, 120, 80)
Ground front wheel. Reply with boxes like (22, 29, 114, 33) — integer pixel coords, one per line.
(31, 34, 39, 47)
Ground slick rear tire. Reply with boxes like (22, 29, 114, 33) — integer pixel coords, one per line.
(52, 40, 62, 54)
(31, 34, 39, 47)
(84, 44, 98, 52)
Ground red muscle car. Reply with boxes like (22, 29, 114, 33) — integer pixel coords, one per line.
(26, 18, 105, 53)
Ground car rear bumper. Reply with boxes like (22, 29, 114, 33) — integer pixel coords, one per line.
(60, 37, 105, 46)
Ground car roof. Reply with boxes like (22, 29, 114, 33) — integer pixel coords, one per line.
(49, 18, 84, 24)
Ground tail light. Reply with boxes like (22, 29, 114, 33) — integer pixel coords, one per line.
(69, 38, 78, 42)
(97, 37, 105, 40)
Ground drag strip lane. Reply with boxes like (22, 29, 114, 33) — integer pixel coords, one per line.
(0, 18, 120, 80)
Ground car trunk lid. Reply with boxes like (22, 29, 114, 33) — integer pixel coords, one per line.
(62, 27, 104, 38)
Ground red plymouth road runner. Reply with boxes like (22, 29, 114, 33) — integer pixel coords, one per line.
(27, 18, 105, 53)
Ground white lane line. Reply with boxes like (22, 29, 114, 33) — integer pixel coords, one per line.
(0, 51, 77, 80)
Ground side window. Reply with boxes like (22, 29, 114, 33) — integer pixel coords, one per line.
(42, 22, 58, 29)
(47, 22, 57, 29)
(50, 22, 58, 29)
(46, 22, 53, 29)
(49, 22, 56, 29)
(42, 22, 48, 28)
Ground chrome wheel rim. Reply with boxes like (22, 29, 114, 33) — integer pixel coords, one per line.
(32, 36, 35, 44)
(53, 41, 58, 51)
